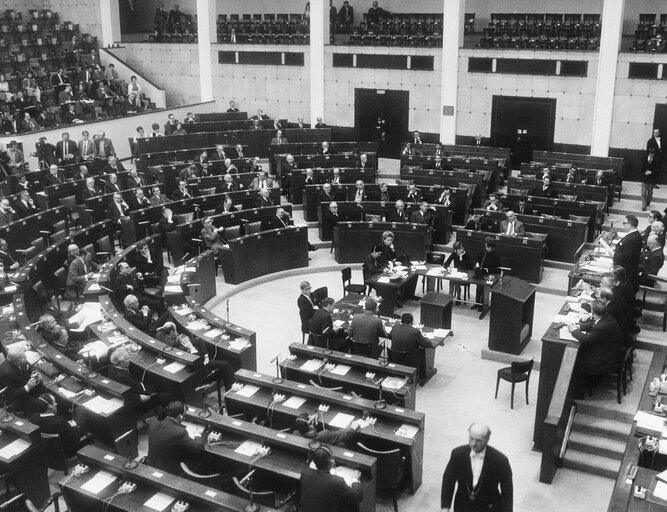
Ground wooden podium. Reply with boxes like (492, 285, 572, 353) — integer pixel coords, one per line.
(489, 276, 535, 354)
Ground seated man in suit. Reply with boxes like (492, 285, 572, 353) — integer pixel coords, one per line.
(348, 298, 387, 358)
(304, 168, 317, 186)
(516, 197, 530, 215)
(330, 168, 344, 185)
(483, 194, 501, 212)
(262, 207, 292, 231)
(309, 297, 347, 351)
(499, 211, 525, 237)
(220, 173, 240, 192)
(639, 235, 665, 285)
(0, 238, 19, 273)
(587, 170, 609, 187)
(320, 183, 336, 203)
(463, 213, 484, 231)
(147, 400, 207, 474)
(300, 446, 363, 512)
(132, 241, 167, 289)
(127, 187, 151, 211)
(200, 216, 229, 256)
(389, 313, 438, 368)
(36, 314, 85, 361)
(108, 346, 174, 417)
(318, 141, 333, 155)
(563, 166, 584, 184)
(534, 177, 555, 198)
(249, 170, 274, 190)
(108, 192, 129, 226)
(270, 129, 288, 145)
(81, 177, 102, 200)
(411, 201, 436, 226)
(0, 199, 16, 227)
(357, 153, 374, 172)
(178, 165, 198, 182)
(104, 173, 122, 194)
(0, 344, 45, 414)
(113, 261, 165, 313)
(172, 179, 193, 200)
(14, 190, 38, 217)
(567, 299, 624, 398)
(215, 197, 237, 214)
(66, 246, 98, 297)
(387, 199, 408, 223)
(102, 155, 125, 176)
(149, 185, 167, 206)
(233, 144, 245, 159)
(405, 184, 422, 204)
(436, 188, 453, 207)
(379, 182, 390, 203)
(42, 164, 65, 187)
(223, 158, 238, 174)
(352, 180, 367, 202)
(322, 202, 339, 239)
(255, 188, 274, 208)
(31, 392, 91, 458)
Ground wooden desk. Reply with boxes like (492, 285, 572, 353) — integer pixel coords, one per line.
(0, 205, 69, 255)
(288, 168, 375, 204)
(226, 369, 425, 493)
(219, 227, 309, 285)
(182, 408, 376, 512)
(455, 228, 547, 283)
(62, 444, 275, 512)
(284, 342, 418, 410)
(364, 270, 419, 316)
(0, 417, 49, 505)
(334, 222, 432, 265)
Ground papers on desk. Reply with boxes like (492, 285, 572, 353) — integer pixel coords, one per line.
(426, 268, 443, 276)
(2, 285, 16, 293)
(634, 410, 666, 436)
(144, 492, 175, 512)
(282, 396, 307, 409)
(229, 339, 249, 351)
(25, 350, 41, 365)
(333, 319, 346, 328)
(377, 276, 391, 283)
(236, 384, 259, 398)
(411, 261, 424, 266)
(86, 282, 101, 292)
(412, 265, 427, 271)
(329, 412, 354, 429)
(653, 481, 667, 502)
(182, 421, 204, 440)
(329, 364, 351, 376)
(382, 377, 407, 390)
(433, 328, 451, 338)
(559, 327, 577, 341)
(164, 285, 183, 294)
(69, 302, 104, 332)
(395, 424, 419, 439)
(186, 319, 209, 331)
(332, 466, 361, 487)
(203, 328, 224, 339)
(163, 361, 186, 374)
(1, 305, 13, 316)
(235, 440, 265, 457)
(175, 306, 193, 316)
(58, 387, 78, 399)
(449, 271, 468, 279)
(78, 340, 109, 359)
(80, 470, 116, 495)
(300, 359, 324, 372)
(166, 268, 184, 284)
(107, 333, 131, 346)
(82, 396, 122, 415)
(0, 438, 30, 459)
(552, 313, 581, 324)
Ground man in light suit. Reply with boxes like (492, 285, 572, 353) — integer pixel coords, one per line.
(78, 130, 96, 161)
(108, 192, 129, 225)
(66, 246, 98, 296)
(249, 170, 273, 190)
(410, 201, 436, 226)
(81, 177, 102, 200)
(270, 129, 288, 145)
(441, 423, 513, 512)
(499, 211, 525, 237)
(95, 131, 115, 158)
(55, 132, 78, 164)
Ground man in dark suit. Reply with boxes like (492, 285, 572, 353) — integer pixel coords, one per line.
(405, 184, 422, 203)
(255, 188, 274, 208)
(473, 237, 500, 311)
(42, 164, 65, 187)
(270, 129, 288, 145)
(67, 246, 98, 296)
(30, 392, 90, 458)
(0, 199, 17, 227)
(338, 0, 354, 29)
(55, 132, 78, 164)
(410, 201, 436, 226)
(126, 169, 144, 189)
(567, 300, 623, 395)
(102, 155, 125, 176)
(330, 168, 343, 185)
(0, 345, 45, 414)
(318, 141, 333, 155)
(226, 100, 239, 113)
(309, 297, 346, 350)
(263, 208, 292, 231)
(108, 192, 129, 225)
(441, 423, 513, 512)
(147, 400, 206, 474)
(499, 211, 525, 237)
(322, 202, 339, 239)
(534, 177, 555, 198)
(172, 180, 193, 200)
(297, 281, 315, 338)
(14, 190, 38, 217)
(104, 173, 122, 194)
(390, 312, 437, 368)
(127, 188, 151, 211)
(586, 170, 608, 188)
(348, 298, 386, 359)
(82, 177, 102, 200)
(639, 235, 665, 285)
(164, 113, 178, 135)
(300, 446, 363, 512)
(351, 180, 368, 202)
(647, 127, 663, 157)
(319, 183, 336, 203)
(463, 214, 484, 232)
(387, 200, 408, 223)
(613, 214, 643, 289)
(641, 147, 661, 211)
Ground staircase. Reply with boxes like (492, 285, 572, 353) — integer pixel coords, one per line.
(562, 401, 633, 479)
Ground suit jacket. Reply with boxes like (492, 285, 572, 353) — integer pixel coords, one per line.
(172, 188, 193, 200)
(640, 247, 665, 277)
(405, 191, 422, 203)
(499, 219, 525, 236)
(387, 209, 408, 223)
(441, 444, 513, 512)
(263, 215, 291, 231)
(300, 468, 363, 512)
(126, 175, 144, 189)
(108, 365, 152, 409)
(123, 307, 153, 333)
(642, 154, 661, 184)
(534, 185, 555, 198)
(477, 249, 500, 275)
(309, 308, 333, 336)
(14, 199, 38, 218)
(55, 140, 78, 162)
(201, 226, 227, 249)
(108, 200, 128, 222)
(147, 417, 205, 475)
(363, 254, 386, 278)
(149, 194, 167, 206)
(572, 315, 623, 374)
(586, 175, 609, 187)
(30, 413, 82, 457)
(297, 294, 315, 334)
(444, 251, 473, 271)
(78, 139, 97, 160)
(104, 181, 122, 194)
(256, 196, 274, 208)
(95, 138, 115, 158)
(127, 195, 151, 211)
(647, 136, 663, 155)
(42, 172, 65, 187)
(67, 255, 96, 292)
(349, 312, 386, 358)
(82, 187, 102, 200)
(319, 191, 336, 203)
(613, 230, 642, 286)
(322, 210, 339, 239)
(103, 162, 126, 176)
(249, 177, 274, 190)
(0, 360, 42, 412)
(0, 209, 15, 227)
(410, 209, 435, 225)
(389, 323, 433, 368)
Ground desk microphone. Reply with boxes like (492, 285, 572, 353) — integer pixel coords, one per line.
(270, 354, 283, 384)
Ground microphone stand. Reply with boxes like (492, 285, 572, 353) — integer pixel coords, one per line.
(271, 355, 283, 384)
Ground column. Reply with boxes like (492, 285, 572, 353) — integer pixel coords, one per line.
(439, 0, 465, 144)
(309, 0, 328, 126)
(590, 0, 625, 156)
(196, 0, 215, 102)
(99, 0, 121, 47)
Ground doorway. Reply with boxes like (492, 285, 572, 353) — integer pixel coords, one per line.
(355, 89, 409, 159)
(491, 95, 557, 168)
(652, 104, 667, 138)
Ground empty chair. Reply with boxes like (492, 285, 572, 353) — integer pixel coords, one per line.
(494, 359, 534, 409)
(355, 442, 405, 512)
(232, 471, 281, 508)
(341, 267, 366, 296)
(387, 348, 411, 366)
(350, 339, 372, 357)
(245, 221, 262, 235)
(59, 195, 80, 229)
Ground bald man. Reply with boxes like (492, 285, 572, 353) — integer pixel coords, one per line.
(441, 423, 513, 512)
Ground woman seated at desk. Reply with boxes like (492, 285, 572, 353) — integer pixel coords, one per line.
(472, 237, 500, 311)
(443, 242, 473, 305)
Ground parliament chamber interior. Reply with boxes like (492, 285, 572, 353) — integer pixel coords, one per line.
(1, 0, 667, 511)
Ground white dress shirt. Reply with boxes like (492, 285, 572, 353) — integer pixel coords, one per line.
(470, 448, 486, 488)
